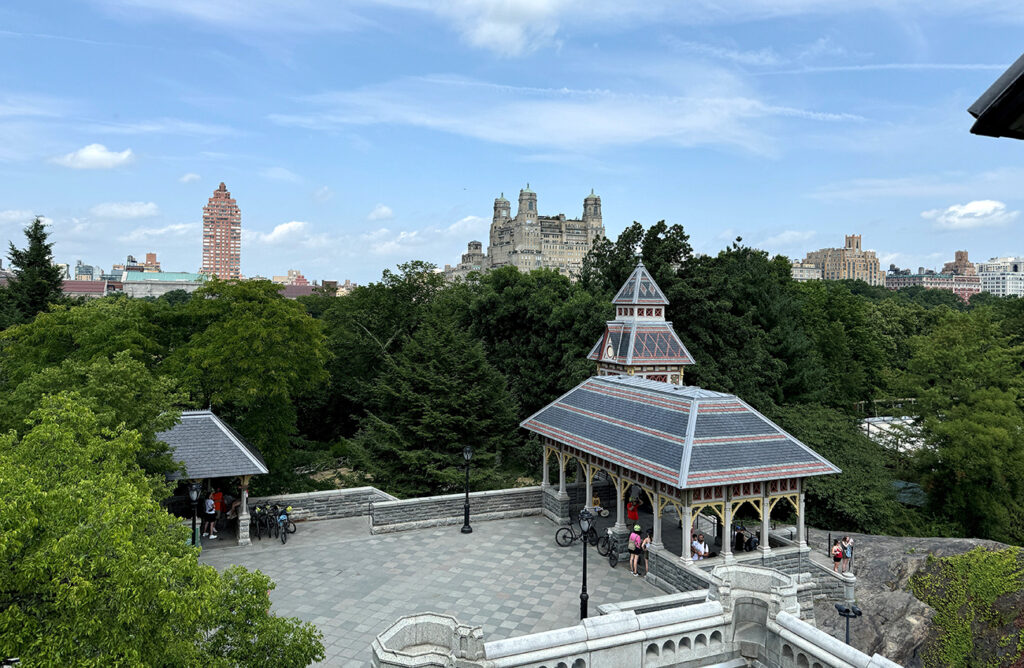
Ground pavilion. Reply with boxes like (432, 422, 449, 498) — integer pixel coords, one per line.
(522, 261, 841, 566)
(160, 409, 269, 546)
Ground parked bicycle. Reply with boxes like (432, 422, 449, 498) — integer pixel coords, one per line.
(555, 518, 598, 547)
(596, 528, 619, 566)
(277, 505, 296, 544)
(249, 505, 274, 541)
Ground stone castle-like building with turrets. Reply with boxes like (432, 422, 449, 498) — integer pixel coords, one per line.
(445, 185, 606, 281)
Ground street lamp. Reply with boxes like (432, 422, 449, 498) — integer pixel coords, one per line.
(461, 446, 474, 534)
(188, 482, 202, 547)
(579, 508, 593, 620)
(834, 603, 862, 645)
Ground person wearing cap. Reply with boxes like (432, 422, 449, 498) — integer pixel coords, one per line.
(628, 524, 644, 576)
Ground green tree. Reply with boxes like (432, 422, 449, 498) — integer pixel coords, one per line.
(351, 307, 519, 497)
(0, 394, 324, 666)
(4, 217, 64, 323)
(900, 309, 1024, 543)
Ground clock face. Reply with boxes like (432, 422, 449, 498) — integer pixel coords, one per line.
(605, 344, 615, 358)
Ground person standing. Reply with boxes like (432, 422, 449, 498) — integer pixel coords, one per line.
(841, 536, 854, 573)
(640, 529, 653, 575)
(202, 495, 218, 539)
(692, 533, 709, 560)
(628, 524, 643, 576)
(626, 496, 640, 524)
(831, 539, 843, 572)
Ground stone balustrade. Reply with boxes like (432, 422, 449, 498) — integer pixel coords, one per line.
(369, 487, 543, 534)
(248, 486, 397, 522)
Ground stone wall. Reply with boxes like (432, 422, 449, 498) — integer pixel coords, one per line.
(248, 486, 396, 522)
(646, 547, 716, 594)
(370, 487, 542, 534)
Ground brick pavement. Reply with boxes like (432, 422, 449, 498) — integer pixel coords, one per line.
(200, 515, 659, 667)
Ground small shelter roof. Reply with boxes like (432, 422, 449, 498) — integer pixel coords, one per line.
(612, 261, 669, 306)
(159, 410, 269, 480)
(521, 375, 839, 488)
(587, 321, 694, 366)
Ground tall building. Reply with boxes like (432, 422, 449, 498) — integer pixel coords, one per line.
(802, 234, 884, 286)
(941, 250, 976, 276)
(200, 182, 242, 280)
(445, 186, 605, 280)
(977, 256, 1024, 297)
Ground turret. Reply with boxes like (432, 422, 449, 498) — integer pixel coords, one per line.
(583, 189, 602, 225)
(493, 193, 511, 225)
(517, 184, 538, 223)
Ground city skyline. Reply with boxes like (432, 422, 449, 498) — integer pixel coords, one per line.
(1, 2, 1023, 283)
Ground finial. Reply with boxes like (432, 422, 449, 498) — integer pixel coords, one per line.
(591, 188, 594, 195)
(501, 192, 504, 198)
(526, 182, 530, 189)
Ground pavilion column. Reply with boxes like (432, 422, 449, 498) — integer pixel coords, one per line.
(584, 462, 594, 511)
(557, 451, 567, 497)
(652, 492, 663, 548)
(541, 446, 550, 488)
(680, 491, 693, 565)
(722, 486, 734, 563)
(759, 484, 772, 555)
(237, 475, 251, 547)
(797, 479, 807, 548)
(614, 476, 626, 530)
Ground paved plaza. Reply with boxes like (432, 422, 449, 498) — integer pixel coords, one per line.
(200, 515, 659, 667)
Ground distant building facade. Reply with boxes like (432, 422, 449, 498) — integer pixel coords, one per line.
(977, 256, 1024, 297)
(790, 261, 822, 282)
(271, 269, 309, 286)
(885, 267, 981, 302)
(445, 186, 605, 280)
(802, 234, 884, 286)
(941, 250, 976, 276)
(200, 182, 242, 280)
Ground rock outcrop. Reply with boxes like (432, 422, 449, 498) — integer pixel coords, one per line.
(806, 528, 1010, 668)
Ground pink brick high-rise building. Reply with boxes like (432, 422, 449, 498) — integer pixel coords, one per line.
(201, 182, 241, 280)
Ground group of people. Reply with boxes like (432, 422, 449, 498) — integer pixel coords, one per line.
(199, 487, 243, 540)
(625, 497, 651, 575)
(831, 536, 854, 572)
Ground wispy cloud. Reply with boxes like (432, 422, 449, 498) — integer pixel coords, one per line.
(247, 220, 309, 244)
(52, 143, 134, 169)
(260, 166, 301, 182)
(179, 172, 201, 183)
(84, 117, 237, 136)
(96, 0, 371, 33)
(0, 209, 37, 224)
(810, 168, 1024, 201)
(313, 186, 333, 202)
(367, 204, 393, 221)
(90, 201, 160, 219)
(663, 37, 783, 67)
(922, 200, 1019, 230)
(120, 222, 197, 242)
(758, 229, 816, 247)
(271, 75, 861, 156)
(760, 62, 1008, 76)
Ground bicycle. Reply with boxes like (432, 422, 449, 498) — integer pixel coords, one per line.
(597, 529, 620, 566)
(555, 519, 598, 547)
(277, 505, 296, 544)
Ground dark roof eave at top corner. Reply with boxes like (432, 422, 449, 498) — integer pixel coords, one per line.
(969, 52, 1024, 140)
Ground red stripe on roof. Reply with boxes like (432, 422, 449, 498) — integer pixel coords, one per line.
(553, 401, 688, 446)
(687, 463, 833, 484)
(584, 382, 692, 412)
(692, 434, 788, 444)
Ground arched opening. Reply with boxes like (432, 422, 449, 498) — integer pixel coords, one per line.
(695, 633, 707, 648)
(572, 660, 585, 668)
(645, 643, 660, 660)
(812, 663, 824, 668)
(797, 654, 809, 668)
(662, 639, 676, 657)
(680, 636, 691, 649)
(781, 644, 795, 668)
(710, 630, 722, 645)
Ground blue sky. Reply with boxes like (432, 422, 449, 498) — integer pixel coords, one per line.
(1, 1, 1022, 283)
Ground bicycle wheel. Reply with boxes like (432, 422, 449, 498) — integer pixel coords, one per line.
(281, 526, 288, 544)
(555, 527, 574, 547)
(286, 520, 297, 534)
(586, 527, 599, 546)
(596, 536, 610, 557)
(608, 549, 619, 568)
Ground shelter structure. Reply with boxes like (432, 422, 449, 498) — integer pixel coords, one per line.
(160, 410, 269, 546)
(523, 262, 841, 566)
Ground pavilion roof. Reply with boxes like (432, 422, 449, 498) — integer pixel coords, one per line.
(521, 375, 839, 489)
(612, 261, 668, 306)
(159, 410, 269, 480)
(586, 321, 694, 366)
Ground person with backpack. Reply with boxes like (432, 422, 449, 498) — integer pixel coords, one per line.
(628, 524, 643, 576)
(831, 539, 843, 572)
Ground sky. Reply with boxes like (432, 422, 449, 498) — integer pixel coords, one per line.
(1, 1, 1022, 283)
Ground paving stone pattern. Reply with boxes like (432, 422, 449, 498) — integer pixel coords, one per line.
(200, 515, 658, 667)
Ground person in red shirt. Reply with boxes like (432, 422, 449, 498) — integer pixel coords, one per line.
(211, 488, 224, 519)
(626, 496, 640, 523)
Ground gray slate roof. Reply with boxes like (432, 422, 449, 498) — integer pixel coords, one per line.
(588, 321, 694, 366)
(612, 261, 669, 305)
(160, 410, 269, 480)
(521, 375, 839, 489)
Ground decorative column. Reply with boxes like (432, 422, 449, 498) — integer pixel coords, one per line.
(614, 475, 626, 530)
(584, 462, 594, 510)
(557, 452, 568, 497)
(237, 475, 251, 547)
(722, 486, 734, 563)
(541, 446, 550, 488)
(797, 478, 807, 548)
(651, 492, 663, 548)
(680, 491, 693, 565)
(759, 484, 771, 555)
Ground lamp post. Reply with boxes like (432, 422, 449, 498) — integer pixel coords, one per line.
(461, 445, 474, 534)
(579, 508, 593, 620)
(834, 603, 862, 645)
(188, 482, 202, 546)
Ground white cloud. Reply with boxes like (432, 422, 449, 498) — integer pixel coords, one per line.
(84, 118, 237, 136)
(52, 143, 134, 169)
(758, 229, 816, 247)
(90, 201, 160, 219)
(921, 200, 1019, 230)
(809, 168, 1024, 201)
(367, 204, 394, 221)
(271, 75, 860, 156)
(248, 220, 309, 244)
(260, 166, 301, 182)
(313, 185, 333, 202)
(179, 172, 201, 183)
(664, 37, 783, 67)
(0, 209, 36, 224)
(446, 215, 486, 235)
(120, 222, 198, 242)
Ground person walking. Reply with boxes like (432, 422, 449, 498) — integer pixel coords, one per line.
(831, 539, 843, 572)
(841, 536, 854, 573)
(202, 495, 218, 539)
(628, 524, 643, 576)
